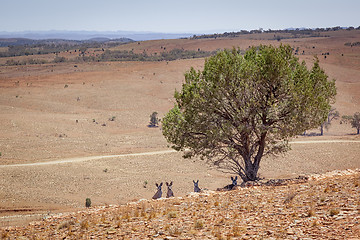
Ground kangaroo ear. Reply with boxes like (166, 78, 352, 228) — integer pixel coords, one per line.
(160, 182, 163, 186)
(156, 183, 158, 187)
(193, 180, 196, 183)
(197, 180, 199, 183)
(170, 181, 173, 186)
(235, 176, 238, 180)
(231, 176, 234, 181)
(166, 182, 169, 186)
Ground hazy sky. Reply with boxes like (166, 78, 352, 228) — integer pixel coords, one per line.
(1, 0, 359, 33)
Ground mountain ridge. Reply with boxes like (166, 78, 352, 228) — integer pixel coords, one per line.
(0, 30, 195, 41)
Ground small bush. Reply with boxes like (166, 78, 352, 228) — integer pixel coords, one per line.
(85, 198, 91, 208)
(168, 211, 177, 219)
(284, 192, 298, 204)
(194, 220, 204, 229)
(329, 208, 340, 216)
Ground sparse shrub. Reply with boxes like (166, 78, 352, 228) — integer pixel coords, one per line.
(232, 226, 241, 237)
(1, 230, 9, 239)
(109, 116, 116, 121)
(329, 208, 340, 216)
(354, 178, 359, 187)
(194, 220, 204, 229)
(169, 225, 182, 236)
(64, 84, 68, 88)
(85, 198, 91, 208)
(284, 192, 298, 204)
(311, 219, 319, 227)
(168, 211, 177, 219)
(57, 220, 74, 230)
(80, 220, 89, 229)
(307, 206, 315, 217)
(54, 56, 66, 63)
(143, 180, 148, 188)
(103, 168, 108, 173)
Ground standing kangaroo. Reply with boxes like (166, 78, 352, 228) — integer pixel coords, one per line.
(152, 182, 163, 199)
(166, 181, 174, 198)
(193, 180, 201, 192)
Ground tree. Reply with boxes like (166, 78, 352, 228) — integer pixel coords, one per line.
(320, 107, 339, 135)
(162, 45, 336, 182)
(149, 112, 159, 127)
(351, 112, 360, 134)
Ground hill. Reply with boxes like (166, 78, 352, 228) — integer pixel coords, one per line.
(0, 37, 134, 47)
(0, 30, 195, 41)
(0, 28, 359, 229)
(1, 169, 359, 239)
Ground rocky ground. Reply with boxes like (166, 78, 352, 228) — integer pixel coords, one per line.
(1, 169, 359, 239)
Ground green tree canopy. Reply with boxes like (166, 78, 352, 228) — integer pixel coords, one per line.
(162, 45, 336, 182)
(351, 112, 360, 134)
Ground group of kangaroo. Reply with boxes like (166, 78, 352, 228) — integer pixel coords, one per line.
(152, 176, 238, 199)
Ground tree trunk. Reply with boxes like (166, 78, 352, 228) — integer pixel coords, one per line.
(320, 124, 324, 136)
(240, 156, 259, 182)
(240, 134, 266, 182)
(357, 127, 360, 135)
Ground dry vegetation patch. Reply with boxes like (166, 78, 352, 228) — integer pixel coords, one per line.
(1, 170, 359, 239)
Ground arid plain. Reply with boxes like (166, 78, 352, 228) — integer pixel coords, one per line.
(0, 30, 359, 227)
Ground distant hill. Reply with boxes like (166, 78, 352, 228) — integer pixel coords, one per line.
(0, 30, 195, 42)
(0, 37, 134, 47)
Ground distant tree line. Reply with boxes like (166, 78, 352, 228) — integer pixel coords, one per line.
(80, 48, 217, 62)
(0, 39, 133, 58)
(2, 48, 218, 66)
(344, 42, 360, 47)
(191, 26, 360, 40)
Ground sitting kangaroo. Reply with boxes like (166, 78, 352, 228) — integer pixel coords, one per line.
(166, 181, 174, 198)
(193, 180, 201, 192)
(152, 182, 163, 199)
(218, 176, 238, 191)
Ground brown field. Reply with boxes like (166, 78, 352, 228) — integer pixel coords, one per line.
(0, 30, 359, 227)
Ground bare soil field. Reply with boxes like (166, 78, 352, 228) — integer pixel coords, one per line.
(0, 31, 359, 227)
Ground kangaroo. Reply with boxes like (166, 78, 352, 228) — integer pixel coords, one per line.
(166, 181, 174, 198)
(193, 180, 201, 192)
(152, 182, 163, 199)
(218, 176, 238, 191)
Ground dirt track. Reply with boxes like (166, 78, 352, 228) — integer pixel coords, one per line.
(1, 140, 359, 168)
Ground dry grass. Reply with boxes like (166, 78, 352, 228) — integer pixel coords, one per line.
(1, 171, 359, 239)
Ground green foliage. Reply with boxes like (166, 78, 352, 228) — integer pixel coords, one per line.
(5, 58, 47, 66)
(85, 198, 91, 208)
(162, 45, 336, 182)
(351, 112, 360, 134)
(99, 48, 215, 62)
(341, 115, 353, 123)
